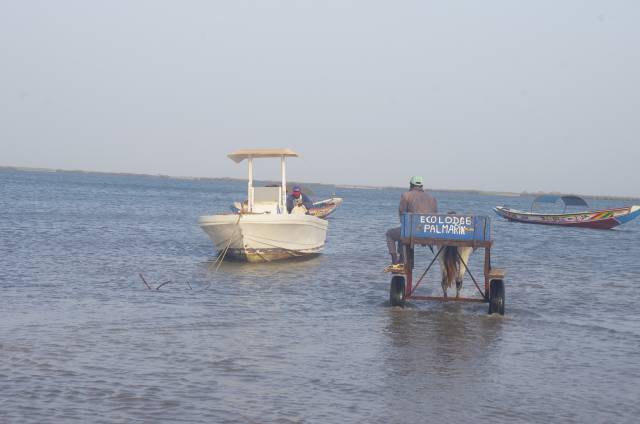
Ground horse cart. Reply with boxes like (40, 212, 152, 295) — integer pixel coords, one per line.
(388, 213, 506, 315)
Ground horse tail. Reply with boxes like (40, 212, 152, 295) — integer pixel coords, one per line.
(442, 246, 459, 289)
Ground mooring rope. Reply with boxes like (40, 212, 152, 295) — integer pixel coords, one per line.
(210, 213, 242, 272)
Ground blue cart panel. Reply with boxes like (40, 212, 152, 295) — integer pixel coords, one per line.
(401, 213, 492, 242)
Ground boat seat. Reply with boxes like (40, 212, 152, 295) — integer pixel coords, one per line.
(253, 186, 281, 204)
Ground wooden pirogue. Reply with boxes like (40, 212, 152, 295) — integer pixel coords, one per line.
(494, 195, 640, 229)
(387, 213, 506, 315)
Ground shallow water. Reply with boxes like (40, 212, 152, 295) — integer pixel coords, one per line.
(1, 169, 639, 423)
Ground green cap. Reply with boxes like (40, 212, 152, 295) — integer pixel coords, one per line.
(410, 176, 424, 186)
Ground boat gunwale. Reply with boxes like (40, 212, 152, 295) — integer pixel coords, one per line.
(198, 213, 329, 231)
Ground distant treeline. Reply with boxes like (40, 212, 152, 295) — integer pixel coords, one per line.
(2, 166, 638, 201)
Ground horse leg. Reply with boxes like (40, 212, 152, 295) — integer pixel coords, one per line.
(455, 247, 473, 298)
(438, 253, 448, 298)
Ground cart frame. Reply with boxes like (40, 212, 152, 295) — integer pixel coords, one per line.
(389, 213, 506, 314)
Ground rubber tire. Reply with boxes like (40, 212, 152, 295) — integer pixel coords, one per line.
(488, 279, 505, 315)
(390, 276, 406, 307)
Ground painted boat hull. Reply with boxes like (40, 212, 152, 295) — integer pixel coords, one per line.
(309, 197, 343, 219)
(199, 213, 329, 262)
(494, 205, 640, 229)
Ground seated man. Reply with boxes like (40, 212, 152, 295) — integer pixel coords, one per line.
(286, 185, 313, 214)
(386, 176, 437, 264)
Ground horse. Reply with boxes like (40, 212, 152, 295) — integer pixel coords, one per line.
(438, 245, 473, 298)
(437, 210, 474, 298)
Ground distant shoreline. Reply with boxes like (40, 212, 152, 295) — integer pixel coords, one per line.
(2, 165, 639, 201)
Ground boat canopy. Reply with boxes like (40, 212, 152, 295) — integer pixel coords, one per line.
(227, 148, 300, 213)
(227, 148, 299, 163)
(533, 194, 562, 204)
(559, 195, 589, 207)
(533, 195, 589, 206)
(531, 194, 589, 212)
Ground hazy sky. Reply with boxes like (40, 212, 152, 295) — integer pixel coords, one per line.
(1, 1, 639, 196)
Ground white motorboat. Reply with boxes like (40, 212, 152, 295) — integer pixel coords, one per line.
(199, 148, 329, 262)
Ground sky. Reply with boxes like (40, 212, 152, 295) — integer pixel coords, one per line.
(1, 1, 639, 196)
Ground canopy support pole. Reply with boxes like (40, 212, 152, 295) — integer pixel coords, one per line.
(280, 155, 287, 212)
(248, 157, 254, 212)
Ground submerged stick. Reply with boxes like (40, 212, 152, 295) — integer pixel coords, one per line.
(185, 281, 192, 290)
(139, 273, 152, 290)
(155, 280, 172, 291)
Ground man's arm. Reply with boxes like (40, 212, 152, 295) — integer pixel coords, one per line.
(302, 194, 313, 210)
(286, 196, 293, 213)
(398, 193, 408, 222)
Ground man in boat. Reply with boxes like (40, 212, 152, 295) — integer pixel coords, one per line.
(386, 176, 438, 265)
(286, 185, 313, 214)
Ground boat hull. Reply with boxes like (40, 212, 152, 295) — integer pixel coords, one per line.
(309, 197, 343, 219)
(199, 213, 329, 262)
(494, 205, 640, 229)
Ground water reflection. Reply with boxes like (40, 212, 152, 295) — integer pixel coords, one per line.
(385, 306, 503, 366)
(202, 254, 327, 279)
(383, 303, 505, 422)
(381, 305, 504, 416)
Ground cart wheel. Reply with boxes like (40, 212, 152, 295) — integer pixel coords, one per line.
(488, 279, 505, 315)
(389, 276, 405, 307)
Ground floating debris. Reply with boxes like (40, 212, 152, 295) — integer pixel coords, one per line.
(138, 273, 192, 291)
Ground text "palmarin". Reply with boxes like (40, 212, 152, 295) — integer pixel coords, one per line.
(419, 215, 473, 235)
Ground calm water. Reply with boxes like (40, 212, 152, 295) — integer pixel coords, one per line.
(1, 169, 639, 423)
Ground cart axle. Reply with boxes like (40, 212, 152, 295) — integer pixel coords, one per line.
(408, 295, 486, 303)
